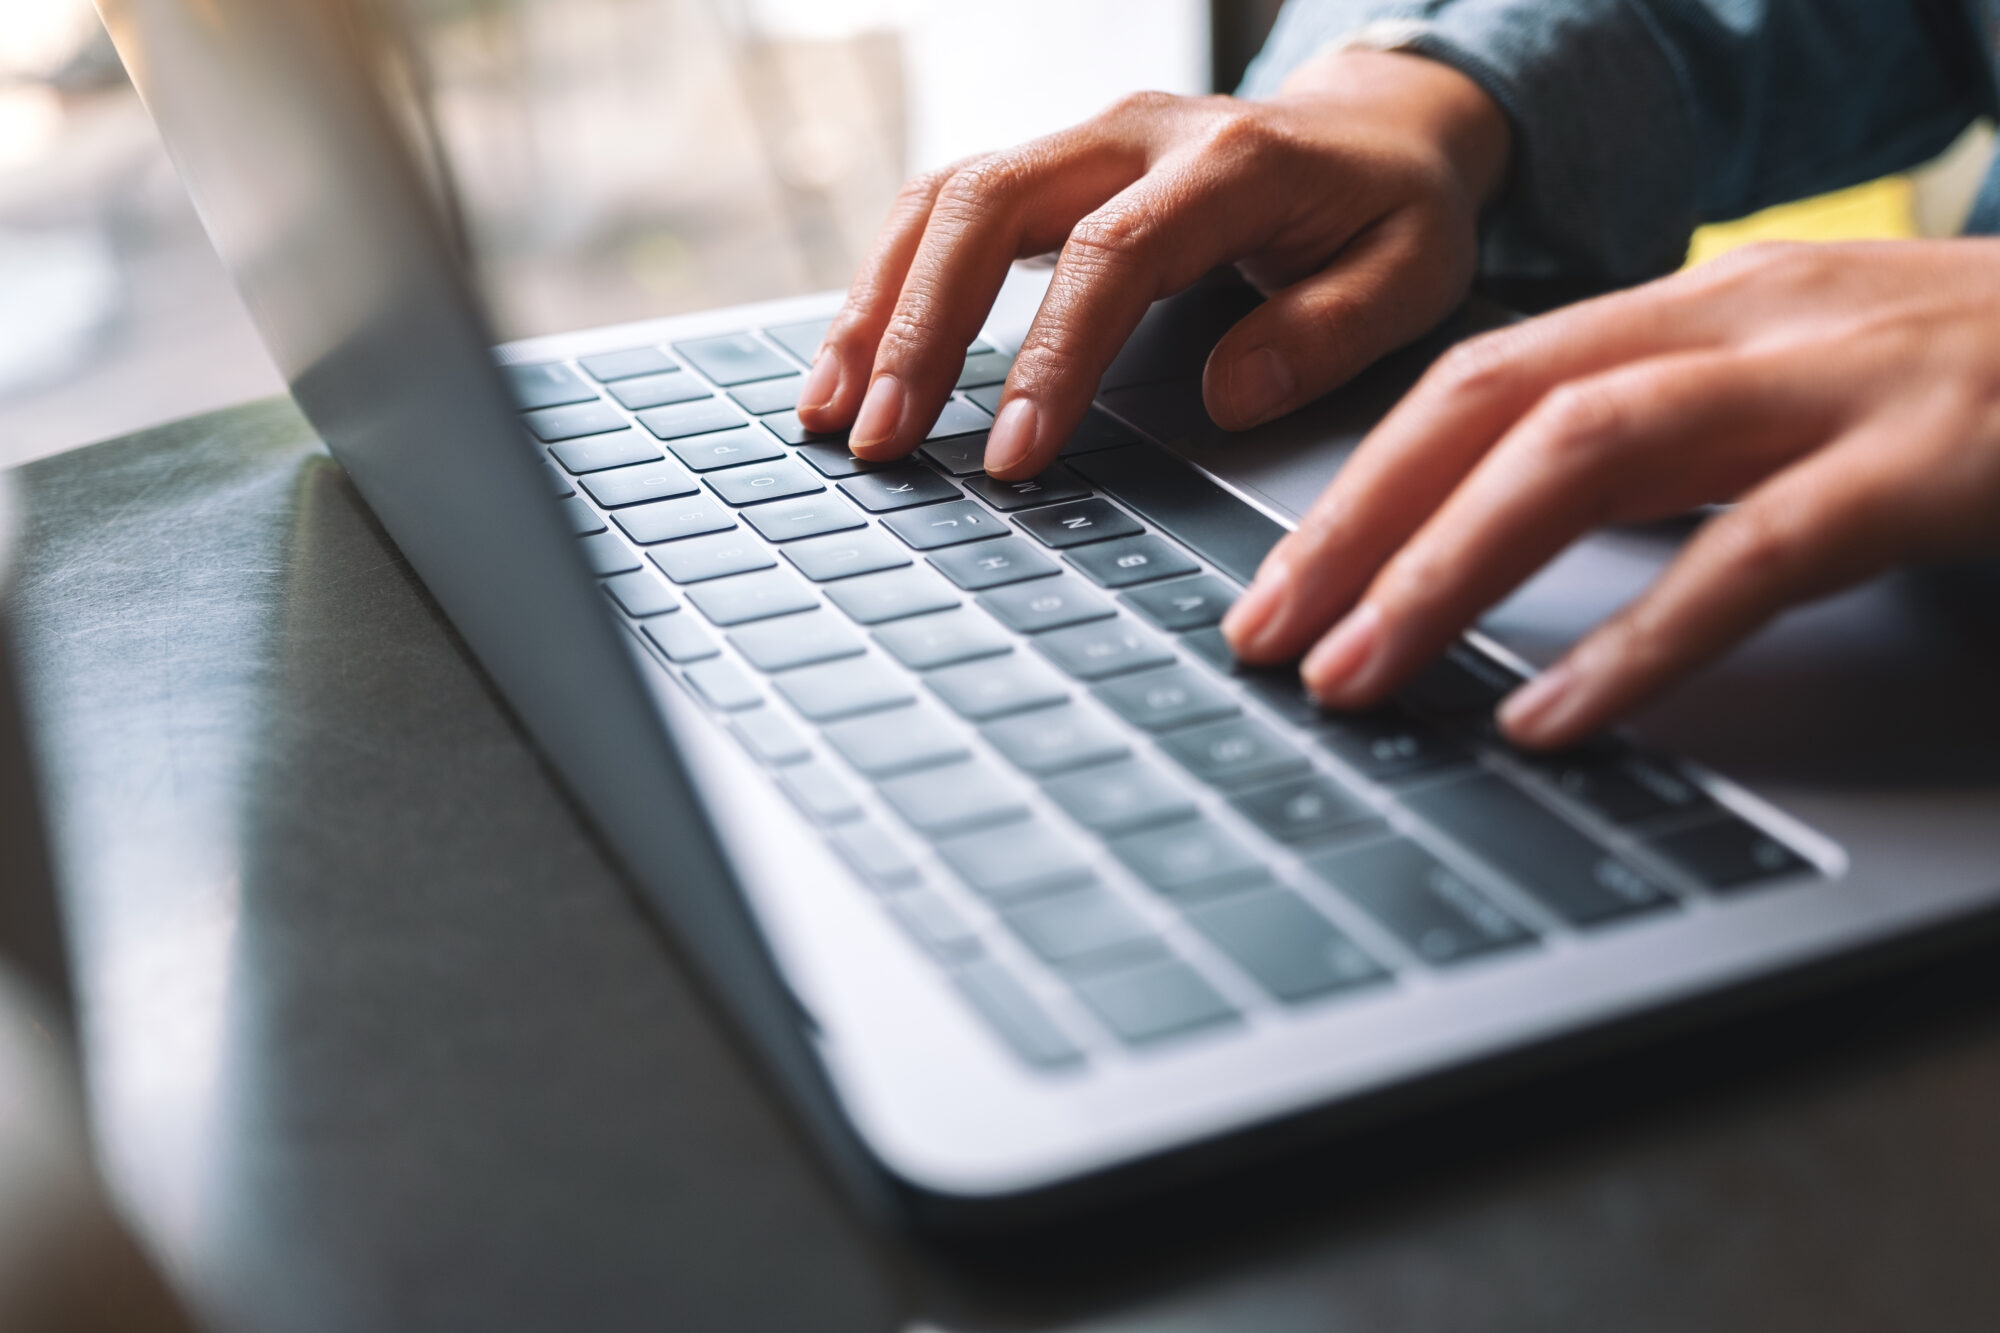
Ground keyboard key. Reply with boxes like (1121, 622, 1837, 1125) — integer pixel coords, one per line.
(1315, 707, 1471, 783)
(927, 655, 1069, 721)
(839, 468, 961, 512)
(1160, 718, 1311, 791)
(1003, 888, 1163, 971)
(1310, 837, 1534, 964)
(545, 462, 574, 497)
(928, 537, 1060, 591)
(1059, 408, 1142, 456)
(642, 612, 718, 663)
(764, 411, 849, 447)
(925, 397, 993, 441)
(919, 435, 989, 476)
(964, 467, 1092, 513)
(887, 887, 978, 953)
(762, 318, 831, 366)
(872, 608, 1012, 670)
(1066, 533, 1199, 588)
(1185, 889, 1389, 1002)
(579, 346, 676, 382)
(683, 658, 761, 711)
(614, 494, 736, 545)
(982, 703, 1129, 776)
(1530, 748, 1717, 826)
(824, 703, 968, 777)
(1042, 759, 1196, 835)
(953, 959, 1082, 1068)
(1072, 957, 1237, 1045)
(1068, 443, 1284, 584)
(636, 397, 746, 440)
(1399, 644, 1523, 718)
(1093, 665, 1238, 733)
(684, 569, 818, 625)
(1015, 498, 1144, 549)
(957, 350, 1014, 388)
(777, 761, 863, 824)
(1231, 775, 1380, 845)
(878, 759, 1028, 836)
(742, 495, 865, 543)
(729, 706, 811, 766)
(549, 431, 663, 475)
(965, 384, 1004, 414)
(524, 401, 628, 441)
(603, 569, 678, 617)
(705, 457, 823, 507)
(882, 499, 1007, 549)
(610, 371, 712, 410)
(1647, 817, 1812, 891)
(674, 332, 795, 385)
(729, 375, 802, 415)
(560, 496, 606, 535)
(1034, 618, 1175, 681)
(796, 443, 876, 477)
(651, 531, 773, 584)
(503, 361, 596, 410)
(581, 459, 699, 507)
(1404, 774, 1676, 926)
(773, 655, 914, 721)
(1111, 819, 1269, 900)
(979, 575, 1115, 634)
(576, 532, 639, 575)
(830, 823, 922, 889)
(1121, 575, 1237, 631)
(824, 566, 959, 624)
(937, 820, 1096, 901)
(727, 609, 864, 671)
(666, 425, 787, 472)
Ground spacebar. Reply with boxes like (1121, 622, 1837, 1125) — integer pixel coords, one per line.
(1067, 443, 1284, 585)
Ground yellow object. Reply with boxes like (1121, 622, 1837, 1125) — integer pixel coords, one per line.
(1683, 176, 1918, 266)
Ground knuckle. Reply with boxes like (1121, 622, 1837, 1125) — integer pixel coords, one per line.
(1194, 105, 1281, 161)
(1103, 89, 1181, 123)
(1431, 328, 1532, 401)
(875, 308, 954, 367)
(936, 153, 1028, 212)
(1527, 378, 1638, 471)
(1065, 204, 1156, 267)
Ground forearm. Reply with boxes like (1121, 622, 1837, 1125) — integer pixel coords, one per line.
(1244, 0, 1994, 288)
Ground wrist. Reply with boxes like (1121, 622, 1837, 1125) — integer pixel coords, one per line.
(1276, 47, 1512, 213)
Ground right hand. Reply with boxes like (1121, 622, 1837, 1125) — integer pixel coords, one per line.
(794, 48, 1512, 480)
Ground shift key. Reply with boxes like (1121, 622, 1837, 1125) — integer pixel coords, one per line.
(1402, 774, 1675, 926)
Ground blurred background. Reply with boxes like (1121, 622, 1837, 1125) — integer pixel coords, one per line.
(0, 0, 1987, 471)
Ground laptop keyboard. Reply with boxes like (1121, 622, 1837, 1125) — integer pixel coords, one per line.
(503, 322, 1820, 1071)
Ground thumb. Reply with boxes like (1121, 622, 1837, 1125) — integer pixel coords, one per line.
(1202, 214, 1470, 430)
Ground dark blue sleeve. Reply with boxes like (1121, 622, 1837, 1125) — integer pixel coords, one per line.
(1241, 0, 1995, 286)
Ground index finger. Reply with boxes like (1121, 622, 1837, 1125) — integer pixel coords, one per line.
(1222, 272, 1733, 664)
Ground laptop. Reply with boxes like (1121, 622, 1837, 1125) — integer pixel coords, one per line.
(96, 0, 2000, 1227)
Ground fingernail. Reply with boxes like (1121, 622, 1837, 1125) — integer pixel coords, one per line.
(1499, 661, 1581, 746)
(1230, 347, 1295, 424)
(798, 349, 839, 413)
(850, 374, 905, 452)
(1302, 602, 1383, 702)
(1221, 557, 1291, 657)
(983, 397, 1039, 475)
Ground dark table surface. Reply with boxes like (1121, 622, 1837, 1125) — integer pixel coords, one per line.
(11, 400, 2000, 1333)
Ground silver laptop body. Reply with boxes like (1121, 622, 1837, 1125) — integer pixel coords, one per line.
(98, 0, 2000, 1224)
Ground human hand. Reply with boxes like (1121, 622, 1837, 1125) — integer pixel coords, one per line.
(794, 49, 1510, 479)
(1222, 239, 2000, 749)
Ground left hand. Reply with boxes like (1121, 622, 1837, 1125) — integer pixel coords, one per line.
(1220, 239, 2000, 749)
